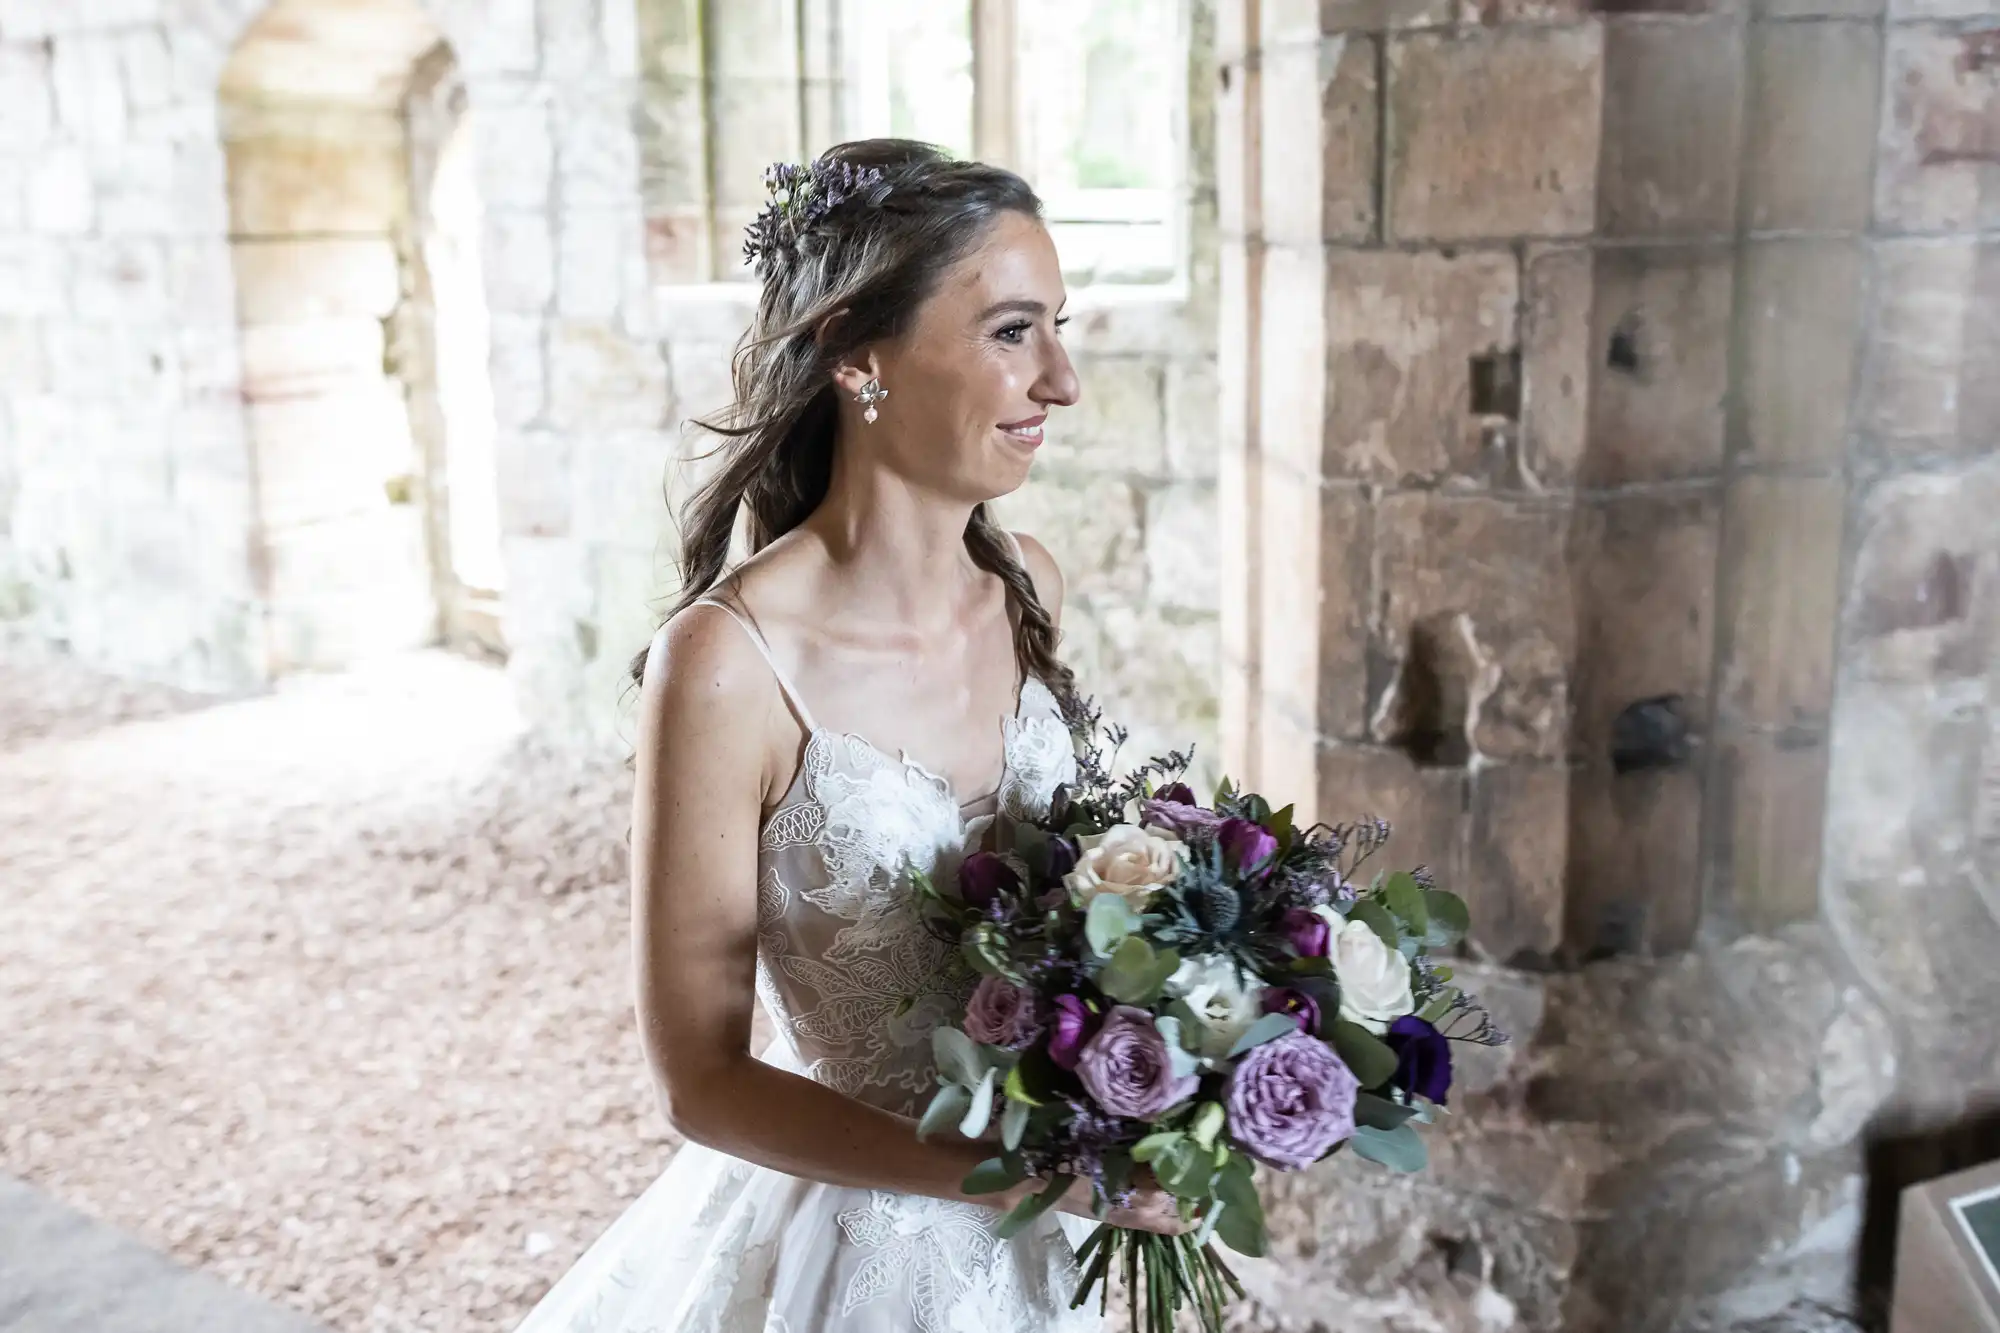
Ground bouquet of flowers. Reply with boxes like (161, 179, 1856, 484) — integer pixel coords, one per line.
(913, 705, 1507, 1332)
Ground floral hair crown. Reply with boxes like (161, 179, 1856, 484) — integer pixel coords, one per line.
(742, 157, 891, 276)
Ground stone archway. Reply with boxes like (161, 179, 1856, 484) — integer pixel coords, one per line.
(219, 0, 503, 673)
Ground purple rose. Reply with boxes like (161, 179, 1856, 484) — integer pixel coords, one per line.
(1224, 1031, 1359, 1170)
(1282, 907, 1329, 958)
(1261, 986, 1321, 1036)
(1218, 818, 1278, 877)
(1385, 1015, 1453, 1105)
(1141, 797, 1227, 837)
(1076, 1005, 1199, 1120)
(1046, 994, 1098, 1070)
(959, 851, 1018, 909)
(1156, 782, 1198, 806)
(964, 976, 1044, 1050)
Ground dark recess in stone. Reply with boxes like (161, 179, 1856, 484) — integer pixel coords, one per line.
(1610, 695, 1691, 774)
(1607, 315, 1643, 374)
(1469, 349, 1522, 420)
(1382, 617, 1473, 768)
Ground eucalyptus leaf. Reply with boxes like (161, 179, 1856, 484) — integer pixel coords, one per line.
(1417, 987, 1458, 1025)
(1131, 1131, 1183, 1164)
(1382, 873, 1428, 934)
(1423, 889, 1471, 941)
(1214, 1200, 1268, 1257)
(1351, 1122, 1428, 1173)
(1157, 1138, 1211, 1196)
(1100, 936, 1180, 1005)
(995, 1173, 1073, 1240)
(1188, 1101, 1226, 1150)
(1085, 892, 1140, 958)
(1001, 1096, 1031, 1151)
(1213, 1157, 1259, 1213)
(1225, 1012, 1302, 1059)
(932, 1026, 988, 1090)
(1346, 899, 1401, 951)
(1193, 1200, 1225, 1249)
(959, 1067, 998, 1139)
(1354, 1091, 1419, 1131)
(962, 1156, 1022, 1195)
(917, 1084, 971, 1141)
(1002, 1062, 1043, 1107)
(1330, 1020, 1400, 1090)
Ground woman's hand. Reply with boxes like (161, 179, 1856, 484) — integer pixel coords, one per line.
(1051, 1168, 1189, 1236)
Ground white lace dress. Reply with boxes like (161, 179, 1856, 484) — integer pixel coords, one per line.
(513, 599, 1101, 1333)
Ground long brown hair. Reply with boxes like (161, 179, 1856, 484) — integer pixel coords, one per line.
(627, 140, 1075, 710)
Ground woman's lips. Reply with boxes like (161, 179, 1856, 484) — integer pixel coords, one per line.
(1000, 413, 1047, 446)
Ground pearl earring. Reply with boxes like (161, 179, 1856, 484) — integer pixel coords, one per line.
(856, 377, 887, 424)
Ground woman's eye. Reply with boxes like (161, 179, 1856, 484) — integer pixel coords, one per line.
(995, 322, 1030, 344)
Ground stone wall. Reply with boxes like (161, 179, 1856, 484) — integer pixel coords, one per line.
(0, 0, 669, 750)
(1219, 0, 1999, 1328)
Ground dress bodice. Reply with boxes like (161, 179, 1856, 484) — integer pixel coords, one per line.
(691, 596, 1078, 1119)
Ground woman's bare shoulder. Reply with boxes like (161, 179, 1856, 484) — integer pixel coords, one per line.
(1009, 530, 1065, 622)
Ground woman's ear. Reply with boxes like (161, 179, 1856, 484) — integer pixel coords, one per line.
(827, 347, 881, 400)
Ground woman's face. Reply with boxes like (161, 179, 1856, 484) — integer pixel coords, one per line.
(843, 210, 1080, 503)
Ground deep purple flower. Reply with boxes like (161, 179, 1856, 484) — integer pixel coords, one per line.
(964, 976, 1044, 1050)
(1385, 1015, 1453, 1105)
(1045, 835, 1080, 883)
(1141, 798, 1227, 837)
(1076, 1005, 1199, 1120)
(1282, 907, 1330, 958)
(1218, 818, 1279, 877)
(1156, 782, 1198, 806)
(1224, 1031, 1359, 1170)
(1261, 986, 1322, 1036)
(959, 851, 1018, 909)
(1047, 994, 1098, 1071)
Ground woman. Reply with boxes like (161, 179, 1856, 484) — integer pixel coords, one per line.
(513, 141, 1183, 1333)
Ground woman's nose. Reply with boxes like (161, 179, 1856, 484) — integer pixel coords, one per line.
(1036, 341, 1081, 409)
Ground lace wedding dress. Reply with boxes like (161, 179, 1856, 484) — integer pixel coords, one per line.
(513, 597, 1102, 1333)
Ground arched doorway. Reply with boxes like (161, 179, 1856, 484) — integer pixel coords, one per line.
(220, 0, 505, 673)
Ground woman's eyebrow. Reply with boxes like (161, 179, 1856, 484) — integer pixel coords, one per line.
(975, 298, 1049, 321)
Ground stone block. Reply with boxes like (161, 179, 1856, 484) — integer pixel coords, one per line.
(0, 42, 54, 149)
(117, 28, 172, 114)
(553, 87, 644, 211)
(637, 72, 709, 210)
(1386, 27, 1602, 242)
(468, 97, 555, 212)
(167, 138, 229, 237)
(1742, 21, 1881, 232)
(556, 208, 636, 319)
(492, 428, 572, 539)
(223, 117, 407, 237)
(92, 140, 175, 237)
(1259, 479, 1371, 745)
(1712, 730, 1830, 930)
(247, 387, 413, 528)
(166, 238, 241, 329)
(1081, 600, 1222, 787)
(998, 470, 1147, 604)
(1598, 18, 1745, 237)
(1260, 33, 1377, 245)
(237, 318, 384, 401)
(539, 0, 605, 79)
(1163, 356, 1220, 480)
(229, 237, 400, 324)
(1840, 457, 2000, 686)
(1760, 0, 1881, 23)
(1322, 248, 1519, 484)
(487, 312, 548, 429)
(644, 205, 710, 285)
(1890, 0, 2000, 18)
(1522, 245, 1591, 489)
(1373, 493, 1573, 762)
(1859, 239, 1998, 459)
(572, 432, 674, 550)
(484, 210, 557, 314)
(1582, 246, 1733, 485)
(1718, 475, 1844, 730)
(1735, 239, 1864, 469)
(665, 337, 738, 428)
(0, 319, 49, 394)
(1875, 25, 2000, 232)
(26, 144, 93, 233)
(174, 323, 243, 400)
(1466, 761, 1569, 965)
(1144, 482, 1219, 614)
(462, 0, 537, 74)
(1045, 356, 1165, 474)
(1569, 492, 1721, 754)
(547, 320, 668, 432)
(51, 33, 125, 143)
(1315, 741, 1469, 892)
(1565, 761, 1703, 957)
(71, 237, 171, 321)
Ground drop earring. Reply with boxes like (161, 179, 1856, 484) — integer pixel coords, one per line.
(856, 377, 887, 424)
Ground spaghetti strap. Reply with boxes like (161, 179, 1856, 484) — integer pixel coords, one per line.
(690, 597, 819, 733)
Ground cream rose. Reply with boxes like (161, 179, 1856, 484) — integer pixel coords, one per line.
(1064, 823, 1186, 908)
(1328, 917, 1415, 1034)
(1166, 954, 1263, 1058)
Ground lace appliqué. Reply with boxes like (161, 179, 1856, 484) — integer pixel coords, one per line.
(997, 678, 1076, 822)
(834, 1193, 1093, 1333)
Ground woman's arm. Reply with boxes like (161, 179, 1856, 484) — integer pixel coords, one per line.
(631, 604, 1005, 1204)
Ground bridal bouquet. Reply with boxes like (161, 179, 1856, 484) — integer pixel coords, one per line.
(913, 704, 1506, 1332)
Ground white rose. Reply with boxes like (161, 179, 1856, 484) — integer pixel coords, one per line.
(1166, 954, 1264, 1059)
(1329, 918, 1415, 1034)
(1064, 822, 1185, 909)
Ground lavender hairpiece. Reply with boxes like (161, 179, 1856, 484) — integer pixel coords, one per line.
(741, 157, 890, 276)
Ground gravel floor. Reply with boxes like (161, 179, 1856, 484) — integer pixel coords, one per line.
(0, 648, 691, 1332)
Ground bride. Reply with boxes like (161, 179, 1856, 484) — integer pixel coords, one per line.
(513, 140, 1184, 1333)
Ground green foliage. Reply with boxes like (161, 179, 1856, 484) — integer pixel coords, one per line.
(1351, 1122, 1428, 1173)
(1330, 1020, 1400, 1090)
